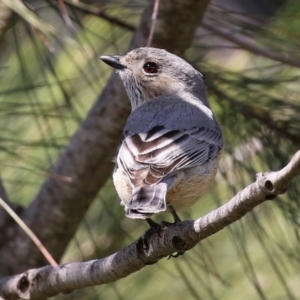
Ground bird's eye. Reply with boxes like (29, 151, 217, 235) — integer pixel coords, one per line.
(143, 62, 158, 74)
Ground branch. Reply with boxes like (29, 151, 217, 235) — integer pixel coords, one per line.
(207, 82, 300, 146)
(202, 20, 300, 68)
(0, 197, 58, 268)
(0, 176, 12, 228)
(1, 150, 300, 300)
(146, 0, 160, 47)
(0, 176, 20, 245)
(63, 0, 135, 31)
(0, 0, 210, 276)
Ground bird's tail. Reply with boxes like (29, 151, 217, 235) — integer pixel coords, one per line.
(125, 183, 167, 219)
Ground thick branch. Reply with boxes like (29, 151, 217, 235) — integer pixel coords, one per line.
(0, 0, 210, 276)
(1, 150, 299, 300)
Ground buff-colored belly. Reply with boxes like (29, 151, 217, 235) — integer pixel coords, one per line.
(165, 159, 219, 211)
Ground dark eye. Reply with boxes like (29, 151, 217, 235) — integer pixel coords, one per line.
(143, 62, 158, 74)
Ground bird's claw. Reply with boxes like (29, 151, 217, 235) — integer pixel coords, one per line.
(140, 225, 163, 250)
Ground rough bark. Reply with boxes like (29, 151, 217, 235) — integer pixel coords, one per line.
(0, 0, 210, 276)
(1, 149, 299, 300)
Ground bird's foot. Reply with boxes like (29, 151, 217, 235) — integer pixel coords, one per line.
(136, 219, 164, 260)
(137, 214, 185, 259)
(160, 220, 179, 228)
(140, 219, 163, 251)
(158, 205, 181, 230)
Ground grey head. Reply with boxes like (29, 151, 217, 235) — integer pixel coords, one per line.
(100, 47, 208, 110)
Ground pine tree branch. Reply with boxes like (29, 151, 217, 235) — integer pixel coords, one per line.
(202, 20, 300, 68)
(1, 150, 299, 300)
(207, 82, 300, 146)
(63, 0, 136, 31)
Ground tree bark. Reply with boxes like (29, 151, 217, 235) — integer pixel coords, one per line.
(1, 149, 299, 300)
(0, 0, 210, 276)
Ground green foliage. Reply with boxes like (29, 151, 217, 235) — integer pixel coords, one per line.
(1, 1, 300, 299)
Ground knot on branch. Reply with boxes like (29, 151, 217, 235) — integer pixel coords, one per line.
(257, 172, 288, 199)
(171, 236, 189, 252)
(17, 275, 29, 293)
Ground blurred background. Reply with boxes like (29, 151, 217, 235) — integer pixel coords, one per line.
(0, 0, 300, 299)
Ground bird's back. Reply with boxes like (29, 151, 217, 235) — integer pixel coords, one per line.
(113, 95, 223, 219)
(124, 94, 217, 134)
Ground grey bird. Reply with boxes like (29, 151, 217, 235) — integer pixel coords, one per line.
(100, 47, 223, 227)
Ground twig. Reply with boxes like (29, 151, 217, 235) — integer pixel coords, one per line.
(0, 177, 11, 205)
(202, 20, 300, 68)
(146, 0, 160, 47)
(0, 163, 73, 182)
(207, 82, 300, 146)
(64, 0, 135, 31)
(1, 149, 299, 300)
(0, 197, 58, 268)
(57, 0, 77, 34)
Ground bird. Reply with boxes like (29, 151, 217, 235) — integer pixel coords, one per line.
(100, 47, 223, 229)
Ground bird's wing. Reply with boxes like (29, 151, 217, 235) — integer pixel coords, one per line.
(117, 125, 223, 187)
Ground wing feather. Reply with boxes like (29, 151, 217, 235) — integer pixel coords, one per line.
(116, 125, 223, 187)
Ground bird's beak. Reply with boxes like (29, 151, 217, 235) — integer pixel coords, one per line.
(100, 55, 126, 70)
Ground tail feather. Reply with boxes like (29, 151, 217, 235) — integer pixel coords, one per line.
(125, 183, 167, 219)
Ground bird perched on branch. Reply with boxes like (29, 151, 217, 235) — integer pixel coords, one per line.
(100, 47, 223, 228)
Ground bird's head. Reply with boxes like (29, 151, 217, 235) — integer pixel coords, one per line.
(100, 47, 206, 110)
